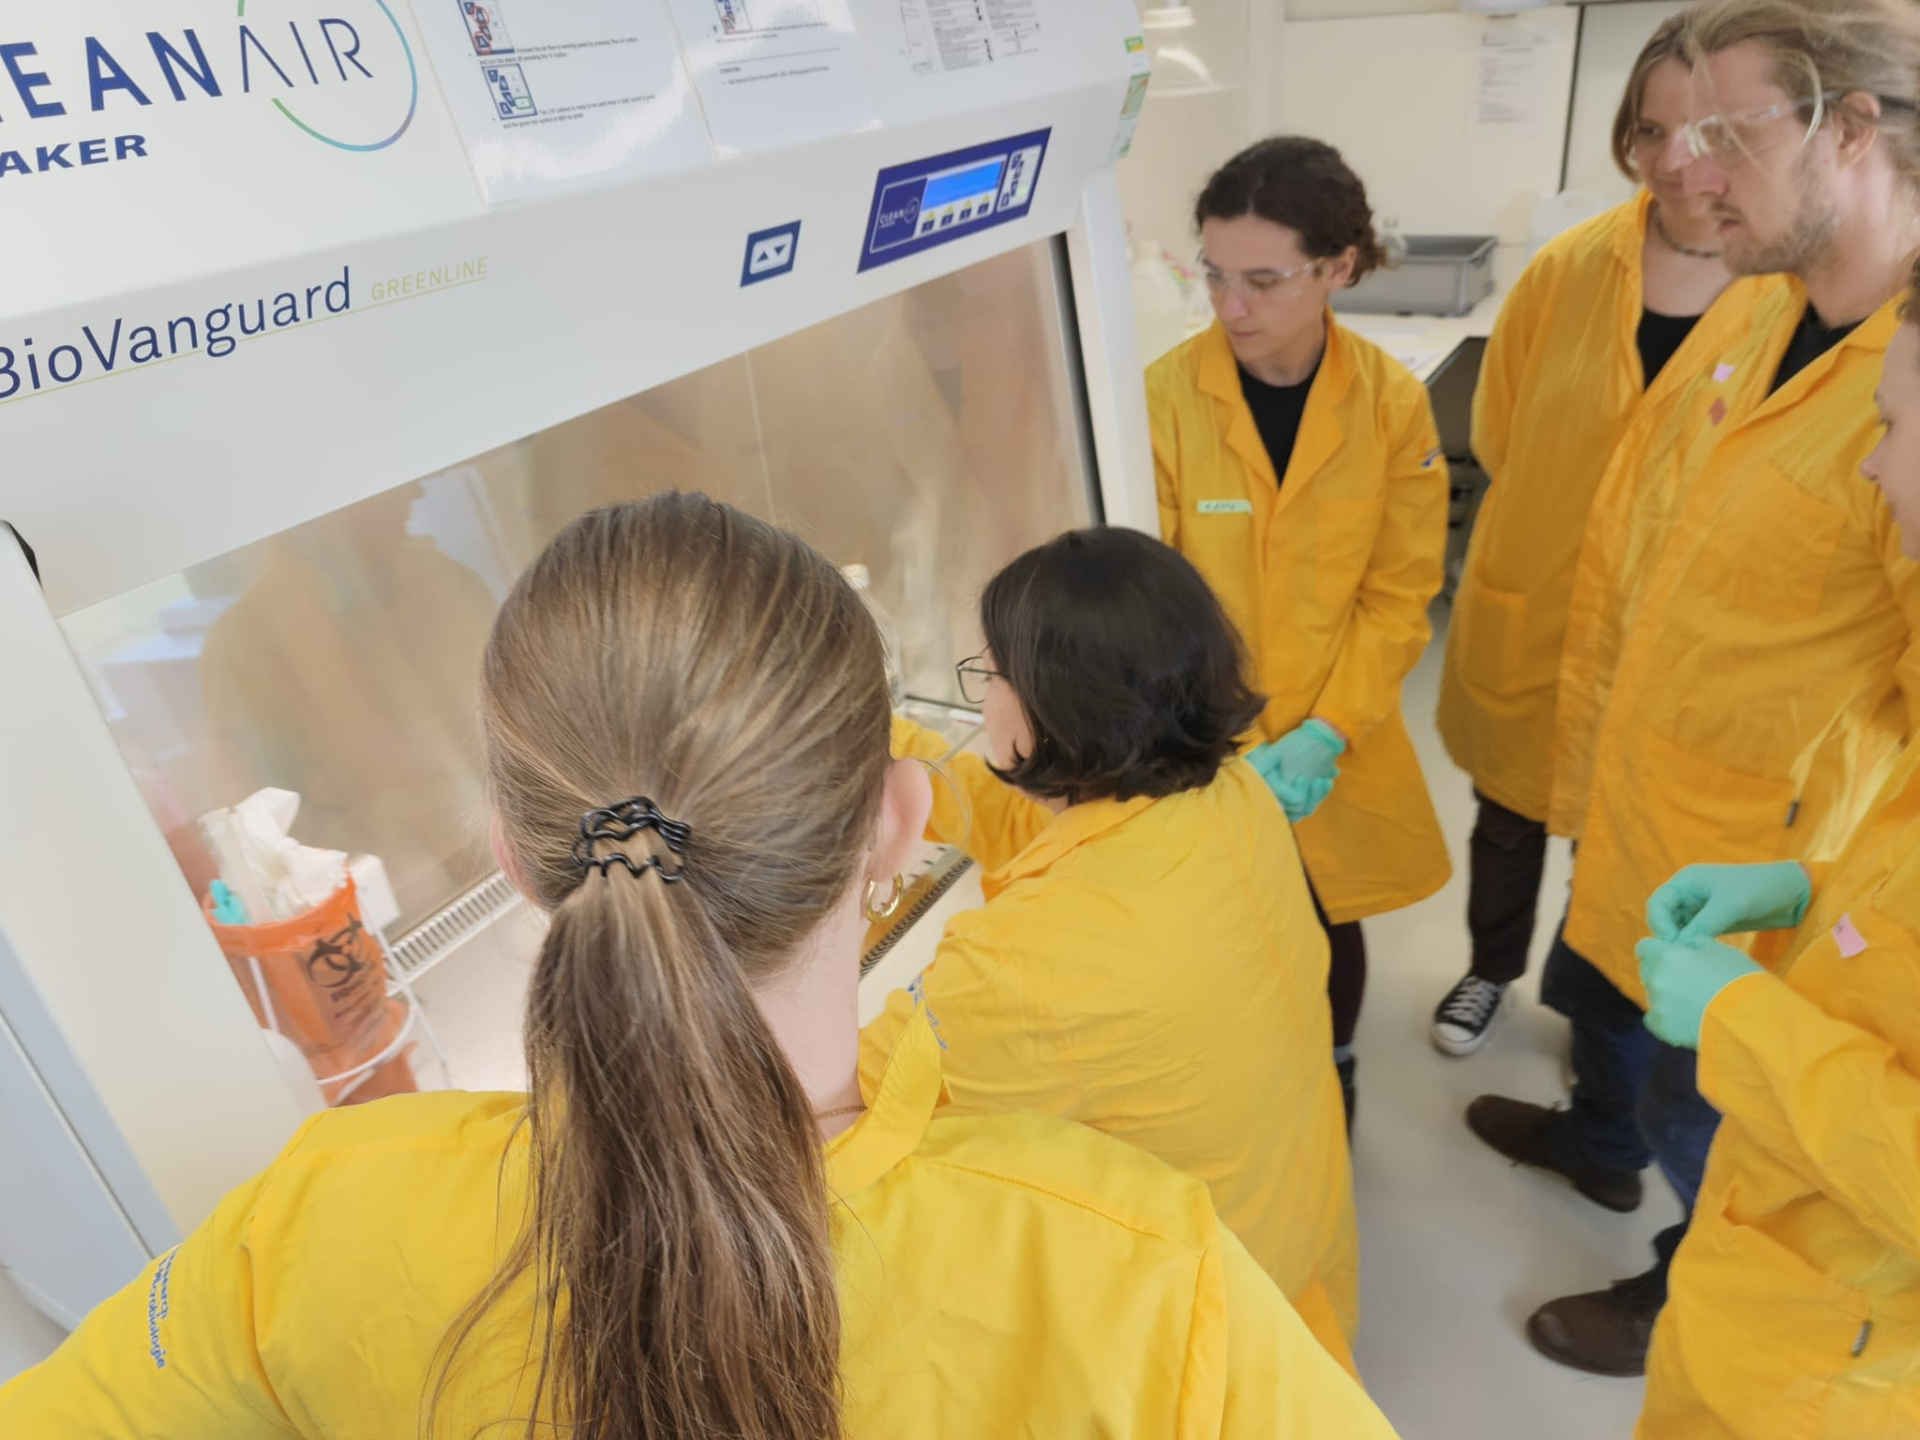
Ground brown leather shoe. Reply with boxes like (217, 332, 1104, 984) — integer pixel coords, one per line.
(1465, 1095, 1644, 1213)
(1525, 1270, 1664, 1377)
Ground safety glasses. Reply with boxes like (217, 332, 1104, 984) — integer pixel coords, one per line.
(1681, 89, 1917, 169)
(1679, 91, 1835, 167)
(1198, 254, 1320, 303)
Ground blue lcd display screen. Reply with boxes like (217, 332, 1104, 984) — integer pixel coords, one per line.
(858, 128, 1050, 273)
(922, 161, 1005, 209)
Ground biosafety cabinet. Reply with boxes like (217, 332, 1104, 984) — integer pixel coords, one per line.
(0, 0, 1157, 1328)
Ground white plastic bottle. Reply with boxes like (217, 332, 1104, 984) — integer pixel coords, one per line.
(843, 564, 906, 709)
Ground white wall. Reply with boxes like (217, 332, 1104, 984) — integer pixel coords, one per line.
(1288, 0, 1457, 16)
(1117, 0, 1272, 254)
(1117, 0, 1673, 322)
(1563, 1, 1690, 203)
(1278, 9, 1579, 251)
(1119, 90, 1250, 256)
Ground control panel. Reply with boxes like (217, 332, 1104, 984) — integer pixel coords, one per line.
(858, 129, 1051, 273)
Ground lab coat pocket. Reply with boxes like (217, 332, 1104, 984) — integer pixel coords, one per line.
(1695, 464, 1846, 622)
(1454, 577, 1529, 695)
(1313, 498, 1384, 609)
(1683, 1216, 1871, 1437)
(1639, 727, 1798, 867)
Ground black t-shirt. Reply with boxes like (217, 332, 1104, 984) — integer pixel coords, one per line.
(1636, 308, 1699, 388)
(1771, 303, 1861, 395)
(1238, 357, 1322, 487)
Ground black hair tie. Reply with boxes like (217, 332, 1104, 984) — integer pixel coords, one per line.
(571, 798, 693, 883)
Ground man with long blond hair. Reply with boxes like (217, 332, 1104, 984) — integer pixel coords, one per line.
(1468, 0, 1920, 1382)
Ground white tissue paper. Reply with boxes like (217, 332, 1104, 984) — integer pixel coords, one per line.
(230, 788, 349, 921)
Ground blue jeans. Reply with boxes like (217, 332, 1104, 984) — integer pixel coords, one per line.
(1541, 928, 1720, 1293)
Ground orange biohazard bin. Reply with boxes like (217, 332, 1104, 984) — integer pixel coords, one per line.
(204, 875, 417, 1106)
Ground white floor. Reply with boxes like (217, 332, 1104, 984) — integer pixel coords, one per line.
(1349, 620, 1675, 1438)
(1, 611, 1676, 1437)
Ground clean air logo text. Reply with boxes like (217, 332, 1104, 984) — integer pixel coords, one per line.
(0, 1, 418, 176)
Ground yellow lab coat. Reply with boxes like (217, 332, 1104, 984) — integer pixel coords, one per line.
(1436, 194, 1769, 823)
(0, 1007, 1399, 1439)
(1556, 289, 1920, 1002)
(1149, 320, 1451, 923)
(865, 719, 1359, 1371)
(1640, 743, 1920, 1438)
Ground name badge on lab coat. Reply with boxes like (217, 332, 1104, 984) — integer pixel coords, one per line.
(1198, 499, 1253, 515)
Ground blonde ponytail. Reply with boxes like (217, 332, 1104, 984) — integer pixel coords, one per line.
(431, 495, 893, 1440)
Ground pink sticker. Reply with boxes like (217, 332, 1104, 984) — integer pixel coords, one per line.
(1833, 913, 1868, 958)
(1713, 363, 1736, 383)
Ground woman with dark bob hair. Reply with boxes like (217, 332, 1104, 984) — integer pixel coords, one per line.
(868, 524, 1360, 1375)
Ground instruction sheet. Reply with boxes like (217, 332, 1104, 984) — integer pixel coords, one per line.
(415, 0, 712, 203)
(1468, 24, 1553, 138)
(665, 0, 879, 154)
(900, 0, 1043, 74)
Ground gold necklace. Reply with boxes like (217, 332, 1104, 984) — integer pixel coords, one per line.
(1652, 204, 1724, 261)
(815, 1104, 867, 1121)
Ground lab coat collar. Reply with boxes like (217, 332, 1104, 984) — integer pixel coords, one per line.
(1838, 291, 1902, 355)
(1195, 314, 1355, 500)
(1197, 322, 1279, 487)
(1614, 189, 1654, 270)
(830, 999, 948, 1197)
(1760, 284, 1902, 410)
(990, 792, 1158, 888)
(1614, 192, 1654, 382)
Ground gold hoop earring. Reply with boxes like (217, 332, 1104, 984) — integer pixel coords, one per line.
(863, 874, 905, 923)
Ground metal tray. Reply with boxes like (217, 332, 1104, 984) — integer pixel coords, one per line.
(1333, 235, 1497, 318)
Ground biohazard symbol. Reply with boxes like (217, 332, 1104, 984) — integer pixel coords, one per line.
(305, 915, 372, 991)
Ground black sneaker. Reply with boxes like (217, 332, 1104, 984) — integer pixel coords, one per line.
(1431, 975, 1506, 1056)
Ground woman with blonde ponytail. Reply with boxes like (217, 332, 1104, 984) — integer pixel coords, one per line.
(0, 492, 1399, 1440)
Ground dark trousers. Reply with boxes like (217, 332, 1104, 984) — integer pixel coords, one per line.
(1541, 931, 1721, 1291)
(1307, 882, 1367, 1050)
(1467, 791, 1549, 985)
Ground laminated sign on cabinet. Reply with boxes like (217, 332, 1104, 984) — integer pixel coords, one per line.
(410, 0, 713, 202)
(663, 0, 879, 155)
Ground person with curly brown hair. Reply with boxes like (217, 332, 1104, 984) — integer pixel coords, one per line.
(1148, 136, 1453, 1128)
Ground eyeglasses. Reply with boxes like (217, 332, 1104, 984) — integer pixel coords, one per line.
(1680, 91, 1835, 167)
(1199, 254, 1319, 302)
(1680, 89, 1917, 168)
(954, 654, 1002, 706)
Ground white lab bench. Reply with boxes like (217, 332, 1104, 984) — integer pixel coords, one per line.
(1339, 282, 1511, 596)
(1337, 282, 1508, 385)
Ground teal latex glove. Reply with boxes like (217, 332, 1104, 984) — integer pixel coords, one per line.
(1270, 773, 1335, 822)
(1248, 720, 1345, 823)
(1646, 861, 1812, 945)
(1247, 745, 1330, 821)
(1636, 936, 1766, 1049)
